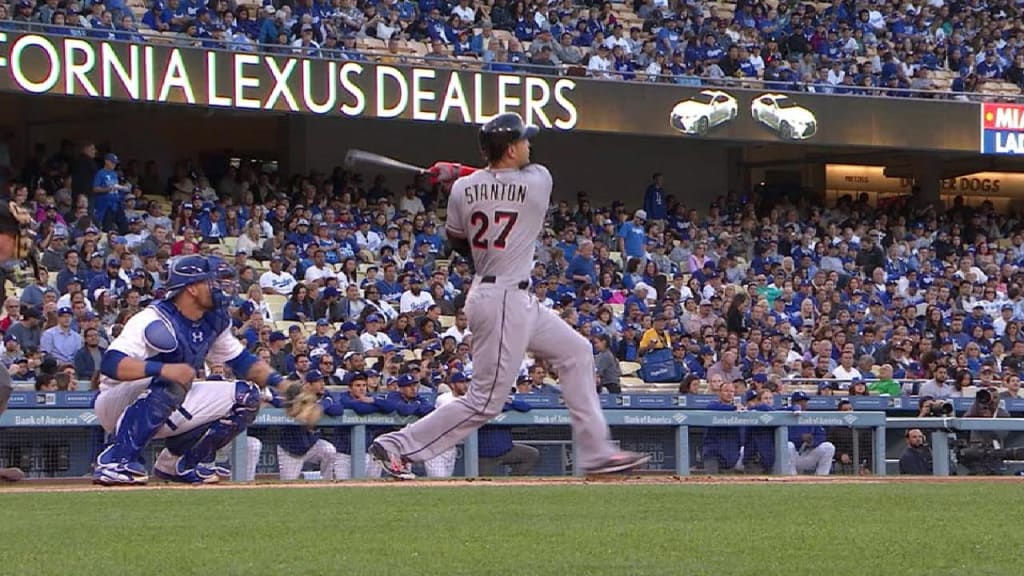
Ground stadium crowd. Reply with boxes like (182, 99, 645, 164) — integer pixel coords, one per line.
(1, 137, 1023, 477)
(4, 0, 1024, 98)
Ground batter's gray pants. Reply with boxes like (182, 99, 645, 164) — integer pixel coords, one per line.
(374, 283, 618, 471)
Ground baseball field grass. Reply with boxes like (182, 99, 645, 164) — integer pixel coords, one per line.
(2, 480, 1021, 576)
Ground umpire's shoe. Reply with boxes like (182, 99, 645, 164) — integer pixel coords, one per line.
(583, 451, 651, 475)
(153, 449, 220, 484)
(369, 442, 416, 480)
(93, 446, 149, 486)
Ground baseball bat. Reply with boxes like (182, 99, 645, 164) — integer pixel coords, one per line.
(344, 149, 429, 175)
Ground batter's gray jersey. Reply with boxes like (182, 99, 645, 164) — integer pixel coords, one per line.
(446, 164, 551, 281)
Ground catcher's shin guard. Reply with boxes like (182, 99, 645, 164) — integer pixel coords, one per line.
(164, 381, 261, 471)
(100, 378, 187, 466)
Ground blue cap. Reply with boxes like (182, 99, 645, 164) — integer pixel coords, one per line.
(332, 332, 347, 341)
(105, 152, 119, 164)
(397, 373, 418, 387)
(365, 369, 379, 378)
(269, 331, 287, 342)
(791, 391, 810, 402)
(57, 306, 72, 316)
(366, 314, 383, 323)
(743, 389, 759, 403)
(382, 343, 400, 353)
(305, 370, 324, 382)
(239, 301, 255, 316)
(341, 321, 358, 332)
(323, 287, 339, 298)
(288, 324, 301, 333)
(700, 345, 714, 355)
(68, 276, 83, 284)
(82, 311, 97, 320)
(316, 318, 329, 326)
(450, 372, 468, 383)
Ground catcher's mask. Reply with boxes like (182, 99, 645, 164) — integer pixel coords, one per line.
(0, 201, 39, 277)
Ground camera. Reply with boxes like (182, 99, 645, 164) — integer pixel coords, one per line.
(926, 400, 954, 417)
(954, 440, 1024, 475)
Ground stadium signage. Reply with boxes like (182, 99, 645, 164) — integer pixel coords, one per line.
(0, 32, 578, 129)
(0, 32, 984, 149)
(981, 103, 1024, 155)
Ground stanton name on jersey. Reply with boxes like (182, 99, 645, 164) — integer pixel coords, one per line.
(462, 183, 529, 205)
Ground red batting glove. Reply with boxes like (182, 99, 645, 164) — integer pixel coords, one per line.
(428, 162, 477, 185)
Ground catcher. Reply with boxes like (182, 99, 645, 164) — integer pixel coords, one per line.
(91, 254, 319, 485)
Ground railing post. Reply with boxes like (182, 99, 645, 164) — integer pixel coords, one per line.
(352, 424, 366, 479)
(930, 430, 951, 476)
(675, 425, 689, 476)
(773, 425, 789, 475)
(231, 429, 248, 482)
(873, 425, 887, 476)
(464, 431, 479, 477)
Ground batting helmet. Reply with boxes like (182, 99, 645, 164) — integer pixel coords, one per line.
(479, 112, 539, 163)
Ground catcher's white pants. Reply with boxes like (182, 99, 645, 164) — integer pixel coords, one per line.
(424, 447, 458, 478)
(332, 453, 380, 479)
(95, 379, 241, 439)
(785, 441, 836, 475)
(215, 437, 262, 482)
(277, 439, 337, 481)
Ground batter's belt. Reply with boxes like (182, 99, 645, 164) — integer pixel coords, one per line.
(480, 276, 529, 290)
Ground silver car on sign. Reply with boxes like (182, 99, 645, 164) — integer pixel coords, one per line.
(750, 93, 818, 140)
(669, 90, 738, 136)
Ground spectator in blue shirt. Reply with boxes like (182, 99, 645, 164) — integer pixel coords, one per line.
(95, 164, 130, 237)
(40, 307, 82, 364)
(566, 239, 597, 291)
(618, 209, 647, 261)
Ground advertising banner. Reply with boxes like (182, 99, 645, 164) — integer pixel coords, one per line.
(0, 32, 983, 151)
(982, 102, 1024, 155)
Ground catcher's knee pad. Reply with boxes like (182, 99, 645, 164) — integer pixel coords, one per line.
(232, 381, 261, 427)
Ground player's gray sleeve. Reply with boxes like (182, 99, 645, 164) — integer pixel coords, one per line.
(0, 363, 13, 416)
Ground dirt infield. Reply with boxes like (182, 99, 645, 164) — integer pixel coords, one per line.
(0, 473, 1019, 493)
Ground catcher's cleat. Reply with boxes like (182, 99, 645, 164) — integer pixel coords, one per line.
(153, 449, 220, 484)
(93, 446, 149, 486)
(369, 442, 416, 480)
(583, 451, 651, 475)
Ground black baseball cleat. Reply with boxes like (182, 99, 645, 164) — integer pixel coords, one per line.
(369, 442, 416, 480)
(583, 451, 652, 475)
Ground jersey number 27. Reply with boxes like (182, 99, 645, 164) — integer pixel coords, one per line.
(470, 210, 519, 249)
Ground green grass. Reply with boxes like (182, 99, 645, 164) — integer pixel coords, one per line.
(2, 483, 1021, 576)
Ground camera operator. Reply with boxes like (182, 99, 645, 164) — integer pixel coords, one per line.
(957, 386, 1015, 475)
(0, 363, 24, 481)
(918, 395, 953, 418)
(898, 429, 933, 475)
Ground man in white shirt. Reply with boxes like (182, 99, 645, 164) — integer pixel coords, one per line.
(399, 275, 435, 314)
(441, 310, 471, 344)
(397, 186, 425, 215)
(355, 219, 383, 259)
(259, 257, 297, 295)
(587, 44, 613, 79)
(303, 249, 334, 290)
(359, 314, 393, 356)
(831, 349, 862, 385)
(603, 24, 631, 55)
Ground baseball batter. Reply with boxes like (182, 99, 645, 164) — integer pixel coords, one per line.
(370, 113, 649, 478)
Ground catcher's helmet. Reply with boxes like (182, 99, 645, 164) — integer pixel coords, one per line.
(479, 112, 539, 163)
(164, 255, 234, 308)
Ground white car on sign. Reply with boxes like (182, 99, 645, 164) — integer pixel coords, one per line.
(750, 93, 818, 140)
(669, 90, 738, 136)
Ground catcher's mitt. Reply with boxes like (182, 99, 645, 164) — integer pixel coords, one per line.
(279, 380, 322, 427)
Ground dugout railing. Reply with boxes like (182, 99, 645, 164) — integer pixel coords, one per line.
(5, 392, 1024, 479)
